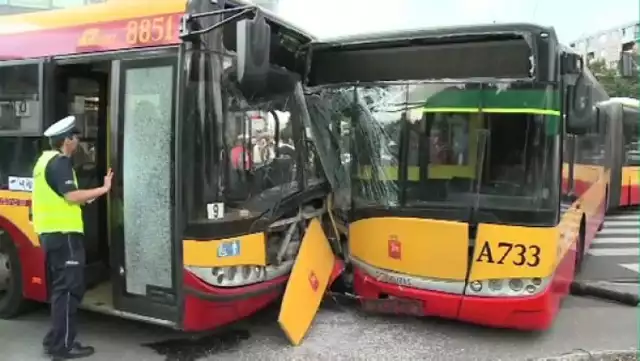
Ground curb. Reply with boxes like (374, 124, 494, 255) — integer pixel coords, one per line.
(531, 349, 639, 361)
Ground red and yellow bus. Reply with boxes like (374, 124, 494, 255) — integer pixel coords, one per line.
(302, 25, 611, 330)
(0, 0, 343, 344)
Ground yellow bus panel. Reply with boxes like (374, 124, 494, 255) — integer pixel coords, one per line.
(468, 224, 558, 280)
(278, 218, 335, 346)
(183, 232, 267, 267)
(349, 217, 468, 280)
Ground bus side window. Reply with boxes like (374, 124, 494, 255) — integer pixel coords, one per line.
(0, 63, 43, 191)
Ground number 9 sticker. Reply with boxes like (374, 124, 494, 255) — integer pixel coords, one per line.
(206, 202, 225, 220)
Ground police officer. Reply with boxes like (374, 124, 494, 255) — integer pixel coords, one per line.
(33, 116, 113, 360)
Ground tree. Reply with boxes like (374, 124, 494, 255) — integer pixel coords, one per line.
(588, 59, 638, 98)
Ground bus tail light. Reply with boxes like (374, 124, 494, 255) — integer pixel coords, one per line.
(465, 277, 550, 297)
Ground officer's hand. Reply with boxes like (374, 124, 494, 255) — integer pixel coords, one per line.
(103, 168, 114, 191)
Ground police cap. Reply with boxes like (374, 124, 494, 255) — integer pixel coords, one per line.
(43, 115, 80, 139)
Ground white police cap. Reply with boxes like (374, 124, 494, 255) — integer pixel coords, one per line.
(43, 115, 77, 138)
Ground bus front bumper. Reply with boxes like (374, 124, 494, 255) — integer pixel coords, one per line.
(353, 265, 560, 331)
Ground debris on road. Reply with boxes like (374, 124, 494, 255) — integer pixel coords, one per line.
(532, 349, 639, 361)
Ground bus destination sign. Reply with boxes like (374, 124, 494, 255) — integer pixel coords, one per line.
(77, 14, 182, 51)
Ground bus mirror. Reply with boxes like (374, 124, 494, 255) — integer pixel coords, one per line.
(619, 51, 636, 78)
(561, 52, 583, 75)
(236, 12, 271, 91)
(566, 79, 593, 135)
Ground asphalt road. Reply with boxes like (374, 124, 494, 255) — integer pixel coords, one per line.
(1, 209, 638, 361)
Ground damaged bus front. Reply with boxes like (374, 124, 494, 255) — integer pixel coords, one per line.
(177, 0, 343, 341)
(305, 24, 599, 330)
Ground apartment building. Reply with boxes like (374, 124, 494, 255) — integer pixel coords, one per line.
(0, 0, 104, 15)
(570, 22, 639, 67)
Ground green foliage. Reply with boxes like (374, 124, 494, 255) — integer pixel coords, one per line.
(589, 59, 638, 98)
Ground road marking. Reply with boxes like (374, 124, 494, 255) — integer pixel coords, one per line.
(588, 248, 639, 257)
(620, 263, 640, 273)
(605, 214, 640, 220)
(591, 237, 638, 244)
(598, 228, 639, 235)
(604, 218, 640, 225)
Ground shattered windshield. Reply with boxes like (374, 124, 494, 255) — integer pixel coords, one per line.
(308, 81, 561, 225)
(182, 50, 317, 223)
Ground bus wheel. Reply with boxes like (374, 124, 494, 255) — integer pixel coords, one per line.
(0, 231, 27, 319)
(574, 217, 586, 275)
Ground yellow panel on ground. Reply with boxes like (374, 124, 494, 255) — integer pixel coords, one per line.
(278, 218, 335, 346)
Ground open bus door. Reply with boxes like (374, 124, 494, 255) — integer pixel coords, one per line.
(44, 52, 182, 324)
(107, 54, 181, 323)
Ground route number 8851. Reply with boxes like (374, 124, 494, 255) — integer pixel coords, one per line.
(125, 15, 175, 45)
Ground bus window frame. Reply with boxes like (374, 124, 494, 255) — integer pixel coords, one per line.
(0, 59, 45, 137)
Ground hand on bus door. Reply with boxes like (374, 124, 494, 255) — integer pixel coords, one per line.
(103, 168, 114, 192)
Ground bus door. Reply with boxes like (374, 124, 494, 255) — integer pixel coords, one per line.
(49, 62, 110, 287)
(605, 104, 624, 209)
(107, 54, 180, 323)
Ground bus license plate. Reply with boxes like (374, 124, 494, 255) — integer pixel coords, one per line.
(361, 298, 424, 316)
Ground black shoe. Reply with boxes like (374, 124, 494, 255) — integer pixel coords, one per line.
(50, 343, 95, 360)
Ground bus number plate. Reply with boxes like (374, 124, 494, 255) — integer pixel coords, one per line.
(217, 240, 240, 258)
(361, 298, 424, 316)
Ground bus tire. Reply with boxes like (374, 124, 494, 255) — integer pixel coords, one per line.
(574, 216, 586, 275)
(0, 231, 28, 319)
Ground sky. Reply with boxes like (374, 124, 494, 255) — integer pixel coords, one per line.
(271, 0, 639, 43)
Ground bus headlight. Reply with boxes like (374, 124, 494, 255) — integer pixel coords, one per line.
(465, 277, 551, 297)
(508, 279, 524, 292)
(469, 281, 483, 292)
(187, 260, 294, 287)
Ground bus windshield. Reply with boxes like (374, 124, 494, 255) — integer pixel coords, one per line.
(182, 50, 313, 224)
(309, 81, 561, 226)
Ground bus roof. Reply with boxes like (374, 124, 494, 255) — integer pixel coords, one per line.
(316, 23, 557, 46)
(0, 0, 314, 61)
(603, 97, 640, 110)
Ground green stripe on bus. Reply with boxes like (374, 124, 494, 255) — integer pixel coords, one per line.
(424, 88, 560, 111)
(422, 107, 561, 116)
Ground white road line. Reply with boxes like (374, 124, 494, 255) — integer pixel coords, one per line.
(598, 228, 639, 235)
(591, 237, 639, 244)
(605, 214, 640, 221)
(620, 263, 640, 273)
(604, 219, 640, 228)
(588, 248, 640, 257)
